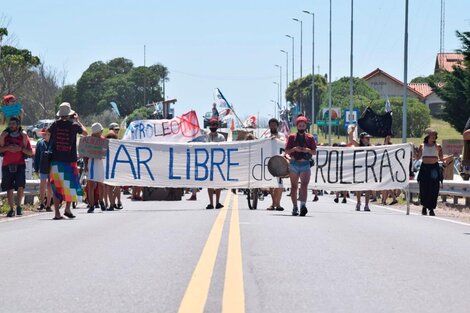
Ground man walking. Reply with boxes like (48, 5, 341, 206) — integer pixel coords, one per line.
(0, 117, 33, 217)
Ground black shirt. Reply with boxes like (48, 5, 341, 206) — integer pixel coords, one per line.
(48, 119, 83, 162)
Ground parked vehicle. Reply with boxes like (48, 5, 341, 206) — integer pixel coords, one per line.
(27, 119, 54, 139)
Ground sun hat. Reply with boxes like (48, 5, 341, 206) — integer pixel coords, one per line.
(56, 102, 75, 117)
(359, 132, 372, 138)
(91, 122, 104, 134)
(109, 122, 120, 130)
(3, 94, 16, 104)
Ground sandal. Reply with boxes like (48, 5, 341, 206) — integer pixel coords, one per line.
(64, 212, 76, 219)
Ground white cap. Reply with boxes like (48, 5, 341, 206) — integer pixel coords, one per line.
(91, 122, 103, 134)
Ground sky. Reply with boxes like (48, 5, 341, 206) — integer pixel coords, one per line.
(2, 0, 470, 120)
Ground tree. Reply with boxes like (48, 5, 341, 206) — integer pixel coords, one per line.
(70, 58, 169, 117)
(285, 74, 327, 121)
(432, 31, 470, 133)
(0, 45, 41, 95)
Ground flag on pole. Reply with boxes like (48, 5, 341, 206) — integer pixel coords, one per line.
(110, 102, 121, 117)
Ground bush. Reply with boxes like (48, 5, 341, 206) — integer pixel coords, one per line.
(126, 107, 154, 126)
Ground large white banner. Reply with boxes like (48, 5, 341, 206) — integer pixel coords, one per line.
(90, 139, 411, 191)
(123, 110, 201, 142)
(308, 144, 411, 191)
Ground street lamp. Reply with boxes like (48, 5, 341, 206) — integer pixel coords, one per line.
(275, 64, 282, 111)
(302, 10, 315, 129)
(273, 82, 280, 119)
(292, 18, 303, 78)
(328, 0, 333, 145)
(270, 100, 278, 119)
(280, 49, 289, 94)
(285, 35, 295, 82)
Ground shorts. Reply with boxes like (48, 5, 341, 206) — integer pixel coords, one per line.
(289, 160, 311, 175)
(40, 173, 49, 180)
(1, 165, 26, 191)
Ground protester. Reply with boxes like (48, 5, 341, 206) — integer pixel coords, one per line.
(349, 126, 372, 211)
(285, 115, 316, 216)
(1, 94, 24, 125)
(381, 135, 398, 205)
(108, 122, 120, 138)
(84, 123, 106, 213)
(0, 117, 33, 217)
(211, 103, 219, 120)
(104, 130, 123, 210)
(33, 132, 53, 212)
(416, 128, 445, 216)
(263, 118, 286, 211)
(206, 118, 225, 209)
(47, 102, 87, 220)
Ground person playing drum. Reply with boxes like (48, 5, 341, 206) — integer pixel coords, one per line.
(263, 118, 286, 211)
(285, 115, 316, 216)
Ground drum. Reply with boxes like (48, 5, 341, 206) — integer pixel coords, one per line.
(268, 155, 289, 178)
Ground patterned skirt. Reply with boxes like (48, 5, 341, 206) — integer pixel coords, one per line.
(50, 161, 84, 203)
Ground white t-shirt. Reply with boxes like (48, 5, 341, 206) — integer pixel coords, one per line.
(207, 132, 226, 143)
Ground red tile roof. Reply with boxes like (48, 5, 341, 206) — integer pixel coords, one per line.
(435, 53, 464, 72)
(408, 83, 433, 98)
(362, 68, 424, 100)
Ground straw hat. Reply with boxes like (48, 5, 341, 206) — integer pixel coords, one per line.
(91, 122, 104, 134)
(56, 102, 75, 117)
(424, 128, 437, 136)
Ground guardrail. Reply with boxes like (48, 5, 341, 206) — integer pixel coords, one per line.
(0, 179, 40, 205)
(409, 180, 470, 206)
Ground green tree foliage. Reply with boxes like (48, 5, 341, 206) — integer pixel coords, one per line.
(285, 74, 327, 121)
(431, 31, 470, 133)
(319, 77, 381, 111)
(0, 45, 41, 94)
(73, 58, 169, 117)
(126, 106, 154, 126)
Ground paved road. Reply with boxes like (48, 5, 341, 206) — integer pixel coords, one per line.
(1, 191, 469, 313)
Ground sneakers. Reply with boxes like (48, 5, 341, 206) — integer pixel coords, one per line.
(389, 200, 398, 205)
(206, 204, 214, 210)
(292, 207, 299, 216)
(313, 195, 319, 202)
(87, 206, 95, 213)
(342, 198, 347, 204)
(107, 205, 115, 211)
(334, 198, 339, 203)
(16, 206, 23, 216)
(356, 203, 361, 211)
(37, 204, 45, 211)
(116, 203, 123, 210)
(429, 209, 435, 216)
(422, 207, 427, 215)
(99, 201, 106, 211)
(364, 205, 371, 212)
(45, 206, 53, 212)
(299, 205, 308, 217)
(275, 207, 285, 211)
(6, 209, 15, 217)
(215, 203, 224, 209)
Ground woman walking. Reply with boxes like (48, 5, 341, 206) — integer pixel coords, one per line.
(47, 102, 87, 220)
(416, 128, 445, 216)
(285, 116, 316, 216)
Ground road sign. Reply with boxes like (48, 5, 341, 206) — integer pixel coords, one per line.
(344, 109, 360, 129)
(316, 119, 340, 126)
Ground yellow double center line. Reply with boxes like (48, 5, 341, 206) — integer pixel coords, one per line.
(178, 192, 245, 313)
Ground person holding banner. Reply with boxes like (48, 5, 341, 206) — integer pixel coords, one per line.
(416, 128, 445, 216)
(349, 126, 373, 211)
(47, 102, 87, 220)
(285, 116, 316, 216)
(206, 118, 226, 209)
(263, 118, 286, 211)
(83, 123, 106, 213)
